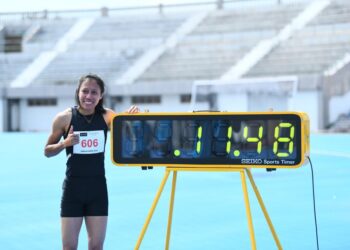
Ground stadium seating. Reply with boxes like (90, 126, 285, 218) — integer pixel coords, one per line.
(0, 19, 76, 86)
(1, 1, 350, 131)
(30, 14, 190, 86)
(136, 4, 304, 84)
(244, 0, 350, 78)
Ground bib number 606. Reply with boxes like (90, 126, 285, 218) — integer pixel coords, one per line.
(81, 139, 99, 148)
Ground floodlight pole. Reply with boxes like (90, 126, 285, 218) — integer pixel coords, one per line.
(134, 167, 282, 250)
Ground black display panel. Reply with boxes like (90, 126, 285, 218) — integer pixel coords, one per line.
(112, 113, 304, 167)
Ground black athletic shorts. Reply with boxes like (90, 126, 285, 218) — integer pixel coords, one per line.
(61, 177, 108, 217)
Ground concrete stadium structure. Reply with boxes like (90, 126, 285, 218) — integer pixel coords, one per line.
(0, 0, 350, 132)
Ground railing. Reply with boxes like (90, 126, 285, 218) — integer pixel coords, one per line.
(0, 0, 312, 23)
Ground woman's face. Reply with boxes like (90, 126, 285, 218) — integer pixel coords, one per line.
(78, 78, 103, 113)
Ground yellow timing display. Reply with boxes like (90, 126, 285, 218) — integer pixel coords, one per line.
(111, 112, 310, 168)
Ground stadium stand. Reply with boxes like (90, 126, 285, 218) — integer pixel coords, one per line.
(0, 19, 76, 86)
(328, 112, 350, 132)
(244, 0, 350, 83)
(31, 14, 190, 86)
(1, 0, 350, 131)
(136, 4, 304, 84)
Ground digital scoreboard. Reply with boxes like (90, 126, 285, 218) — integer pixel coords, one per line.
(111, 112, 310, 168)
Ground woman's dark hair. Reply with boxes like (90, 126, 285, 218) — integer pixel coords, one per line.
(75, 74, 106, 114)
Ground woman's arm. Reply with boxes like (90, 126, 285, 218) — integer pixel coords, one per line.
(104, 105, 140, 129)
(44, 110, 78, 158)
(103, 108, 116, 130)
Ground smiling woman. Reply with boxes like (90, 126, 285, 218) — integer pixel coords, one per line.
(75, 75, 106, 116)
(43, 74, 139, 250)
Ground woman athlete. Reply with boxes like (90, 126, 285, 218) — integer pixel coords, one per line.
(44, 74, 139, 250)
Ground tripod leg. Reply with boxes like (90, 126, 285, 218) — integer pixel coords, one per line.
(135, 170, 171, 250)
(245, 169, 282, 250)
(240, 170, 257, 250)
(165, 170, 178, 250)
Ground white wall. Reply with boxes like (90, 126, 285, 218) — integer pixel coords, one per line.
(195, 93, 290, 112)
(113, 94, 203, 113)
(159, 95, 192, 112)
(289, 90, 322, 131)
(20, 98, 74, 132)
(217, 93, 248, 111)
(16, 90, 324, 132)
(136, 95, 190, 112)
(329, 90, 350, 123)
(20, 94, 197, 132)
(248, 93, 287, 111)
(113, 97, 132, 113)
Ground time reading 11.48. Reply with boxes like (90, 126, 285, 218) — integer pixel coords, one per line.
(111, 112, 309, 168)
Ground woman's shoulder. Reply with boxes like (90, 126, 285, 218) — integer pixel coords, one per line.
(57, 108, 72, 119)
(104, 108, 115, 115)
(49, 108, 73, 134)
(54, 108, 72, 126)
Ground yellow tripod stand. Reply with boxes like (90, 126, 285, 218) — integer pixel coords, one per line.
(135, 167, 282, 250)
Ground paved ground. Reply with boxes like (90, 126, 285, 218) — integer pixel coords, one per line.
(0, 133, 349, 249)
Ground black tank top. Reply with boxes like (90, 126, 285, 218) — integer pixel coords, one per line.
(64, 107, 108, 178)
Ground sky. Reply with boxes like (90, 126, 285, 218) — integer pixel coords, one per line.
(0, 0, 207, 13)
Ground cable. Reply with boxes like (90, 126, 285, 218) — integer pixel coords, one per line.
(307, 156, 320, 250)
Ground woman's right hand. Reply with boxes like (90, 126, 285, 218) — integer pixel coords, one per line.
(64, 126, 80, 147)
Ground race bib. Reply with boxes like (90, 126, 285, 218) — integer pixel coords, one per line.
(73, 130, 105, 154)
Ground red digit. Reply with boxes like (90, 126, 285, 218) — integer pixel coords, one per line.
(87, 139, 92, 147)
(93, 139, 98, 147)
(81, 139, 87, 148)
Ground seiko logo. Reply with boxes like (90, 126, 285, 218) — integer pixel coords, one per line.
(241, 159, 263, 164)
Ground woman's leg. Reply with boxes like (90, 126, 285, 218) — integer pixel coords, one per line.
(85, 216, 108, 250)
(61, 217, 83, 250)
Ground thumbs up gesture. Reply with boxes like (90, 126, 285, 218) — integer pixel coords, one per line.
(68, 125, 74, 135)
(65, 125, 79, 147)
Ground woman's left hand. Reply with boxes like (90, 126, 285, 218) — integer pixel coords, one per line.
(127, 105, 140, 114)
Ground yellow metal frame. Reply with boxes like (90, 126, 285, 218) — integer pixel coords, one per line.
(134, 167, 282, 250)
(111, 111, 310, 169)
